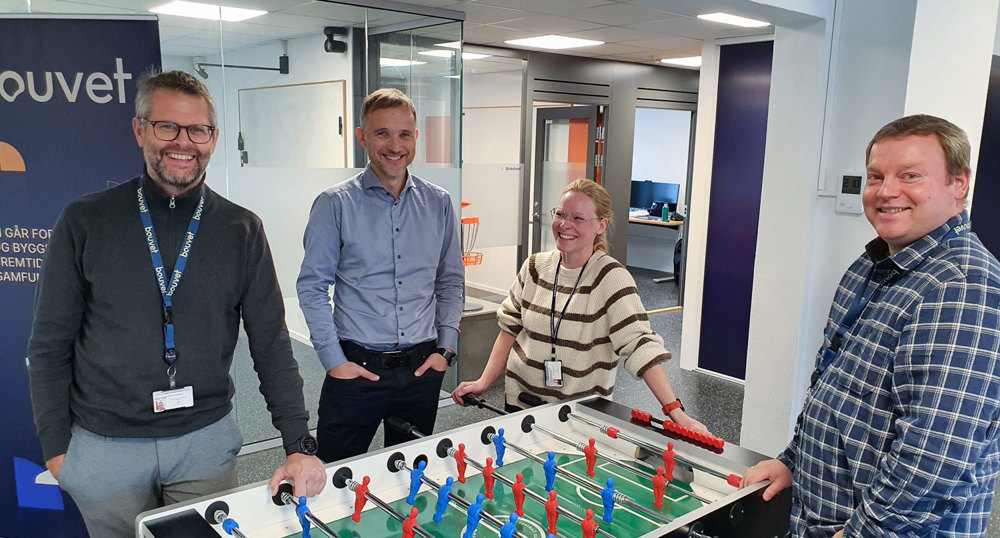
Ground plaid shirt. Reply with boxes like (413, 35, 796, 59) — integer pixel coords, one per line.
(779, 213, 1000, 537)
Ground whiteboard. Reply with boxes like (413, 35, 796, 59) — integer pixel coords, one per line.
(238, 80, 347, 168)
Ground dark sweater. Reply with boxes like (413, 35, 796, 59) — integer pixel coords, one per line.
(27, 174, 309, 461)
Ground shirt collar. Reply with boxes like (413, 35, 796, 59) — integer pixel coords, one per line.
(140, 170, 207, 207)
(360, 164, 412, 196)
(864, 212, 970, 271)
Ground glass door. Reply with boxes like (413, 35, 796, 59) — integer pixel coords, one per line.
(530, 105, 601, 255)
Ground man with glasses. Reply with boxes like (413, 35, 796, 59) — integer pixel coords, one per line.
(297, 88, 464, 462)
(26, 70, 325, 537)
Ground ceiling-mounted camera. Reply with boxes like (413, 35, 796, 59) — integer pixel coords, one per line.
(324, 26, 348, 53)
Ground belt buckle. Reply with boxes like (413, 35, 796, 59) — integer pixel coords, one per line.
(380, 350, 407, 368)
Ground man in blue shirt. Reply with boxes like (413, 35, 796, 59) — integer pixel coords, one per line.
(297, 88, 464, 462)
(742, 115, 1000, 537)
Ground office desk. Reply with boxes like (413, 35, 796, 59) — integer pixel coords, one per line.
(626, 218, 681, 283)
(629, 216, 684, 228)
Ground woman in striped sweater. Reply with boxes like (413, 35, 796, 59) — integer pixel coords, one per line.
(452, 179, 708, 433)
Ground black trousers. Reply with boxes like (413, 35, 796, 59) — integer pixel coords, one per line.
(316, 343, 445, 463)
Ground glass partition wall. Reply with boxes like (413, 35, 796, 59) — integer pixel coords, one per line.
(3, 0, 463, 450)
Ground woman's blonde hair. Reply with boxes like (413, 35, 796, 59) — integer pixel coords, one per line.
(562, 178, 614, 253)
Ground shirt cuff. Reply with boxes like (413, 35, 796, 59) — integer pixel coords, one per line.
(437, 326, 459, 352)
(316, 341, 348, 371)
(278, 419, 311, 456)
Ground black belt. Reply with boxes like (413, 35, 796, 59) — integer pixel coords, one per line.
(340, 339, 436, 369)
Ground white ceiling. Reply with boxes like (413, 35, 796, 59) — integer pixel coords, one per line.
(0, 0, 817, 67)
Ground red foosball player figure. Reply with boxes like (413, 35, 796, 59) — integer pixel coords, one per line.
(581, 508, 599, 538)
(513, 473, 526, 516)
(352, 475, 371, 522)
(663, 442, 676, 482)
(402, 507, 419, 538)
(583, 438, 598, 477)
(545, 489, 559, 535)
(483, 457, 496, 499)
(455, 443, 468, 483)
(652, 467, 666, 509)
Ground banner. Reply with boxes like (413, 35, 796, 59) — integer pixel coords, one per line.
(0, 16, 160, 536)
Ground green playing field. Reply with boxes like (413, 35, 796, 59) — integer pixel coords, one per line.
(283, 450, 702, 538)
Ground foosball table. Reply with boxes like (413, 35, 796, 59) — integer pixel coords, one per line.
(136, 396, 791, 537)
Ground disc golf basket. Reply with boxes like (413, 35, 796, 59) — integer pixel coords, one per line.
(462, 202, 484, 312)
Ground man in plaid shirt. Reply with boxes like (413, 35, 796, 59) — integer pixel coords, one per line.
(742, 115, 1000, 537)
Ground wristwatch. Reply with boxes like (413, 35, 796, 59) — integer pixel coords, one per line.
(287, 434, 318, 456)
(662, 398, 685, 415)
(437, 347, 458, 367)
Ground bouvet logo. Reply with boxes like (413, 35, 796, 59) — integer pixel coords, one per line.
(0, 141, 25, 172)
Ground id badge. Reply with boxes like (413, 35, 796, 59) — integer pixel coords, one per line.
(152, 385, 194, 413)
(544, 360, 563, 387)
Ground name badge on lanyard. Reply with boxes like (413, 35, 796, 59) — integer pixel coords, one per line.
(548, 256, 589, 388)
(138, 182, 205, 411)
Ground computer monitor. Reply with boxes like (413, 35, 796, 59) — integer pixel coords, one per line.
(630, 180, 679, 209)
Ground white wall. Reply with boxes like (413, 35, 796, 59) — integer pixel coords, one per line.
(724, 0, 998, 457)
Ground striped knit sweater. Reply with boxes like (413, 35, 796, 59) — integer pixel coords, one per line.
(497, 250, 671, 406)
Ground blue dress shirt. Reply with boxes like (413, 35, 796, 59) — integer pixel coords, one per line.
(296, 166, 464, 371)
(780, 213, 1000, 537)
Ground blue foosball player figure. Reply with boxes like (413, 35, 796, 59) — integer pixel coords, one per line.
(543, 451, 557, 491)
(463, 493, 486, 538)
(433, 476, 454, 523)
(296, 496, 311, 538)
(499, 512, 518, 538)
(493, 427, 507, 466)
(601, 478, 615, 523)
(407, 460, 426, 505)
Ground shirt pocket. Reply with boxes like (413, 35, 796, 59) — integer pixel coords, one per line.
(831, 322, 897, 486)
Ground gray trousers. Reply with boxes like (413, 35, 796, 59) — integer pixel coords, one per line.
(57, 412, 243, 538)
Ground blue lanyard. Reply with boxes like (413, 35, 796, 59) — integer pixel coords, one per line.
(811, 222, 969, 387)
(137, 182, 205, 389)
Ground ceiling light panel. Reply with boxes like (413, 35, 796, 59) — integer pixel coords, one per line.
(696, 12, 770, 28)
(504, 35, 604, 50)
(149, 1, 267, 22)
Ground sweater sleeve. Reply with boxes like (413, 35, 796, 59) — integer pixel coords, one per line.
(602, 264, 671, 378)
(240, 217, 310, 452)
(26, 205, 86, 461)
(497, 255, 532, 335)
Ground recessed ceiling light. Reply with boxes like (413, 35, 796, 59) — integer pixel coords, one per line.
(149, 1, 267, 22)
(697, 12, 770, 28)
(420, 50, 454, 58)
(504, 35, 604, 50)
(380, 58, 427, 67)
(660, 56, 702, 67)
(444, 75, 460, 79)
(463, 52, 491, 60)
(435, 41, 461, 49)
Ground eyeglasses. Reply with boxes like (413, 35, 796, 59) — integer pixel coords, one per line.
(551, 208, 601, 225)
(141, 119, 217, 144)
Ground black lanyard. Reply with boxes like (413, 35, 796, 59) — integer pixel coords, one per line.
(550, 256, 589, 359)
(811, 222, 969, 386)
(137, 183, 205, 389)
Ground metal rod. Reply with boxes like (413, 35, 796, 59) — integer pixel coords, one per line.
(530, 421, 711, 504)
(345, 481, 434, 538)
(569, 412, 732, 482)
(394, 459, 534, 538)
(209, 510, 248, 538)
(451, 446, 615, 538)
(488, 433, 672, 525)
(279, 492, 341, 538)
